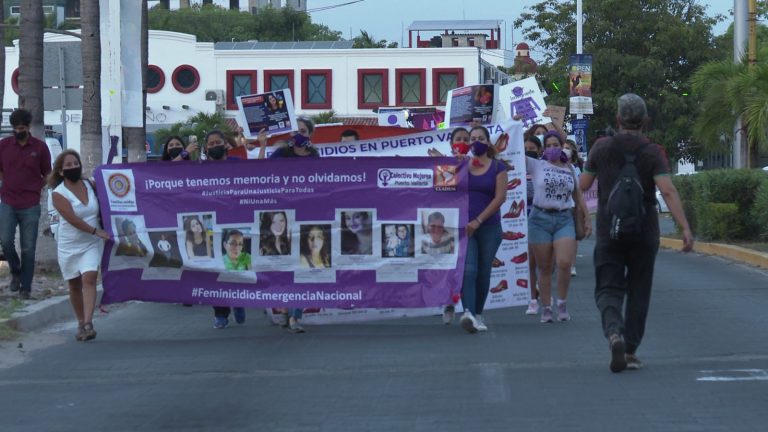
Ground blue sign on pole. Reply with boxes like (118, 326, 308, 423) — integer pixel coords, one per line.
(571, 118, 589, 153)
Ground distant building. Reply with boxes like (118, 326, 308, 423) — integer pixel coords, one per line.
(511, 42, 538, 79)
(4, 0, 79, 22)
(406, 20, 515, 70)
(3, 30, 510, 153)
(171, 0, 307, 13)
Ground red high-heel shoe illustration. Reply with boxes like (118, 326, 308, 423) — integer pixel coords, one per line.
(490, 280, 508, 293)
(502, 200, 525, 219)
(491, 257, 505, 267)
(507, 178, 522, 190)
(511, 252, 528, 264)
(516, 279, 528, 289)
(502, 231, 526, 241)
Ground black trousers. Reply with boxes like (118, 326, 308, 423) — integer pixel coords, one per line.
(213, 306, 231, 318)
(593, 236, 659, 355)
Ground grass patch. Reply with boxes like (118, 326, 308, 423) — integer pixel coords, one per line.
(0, 324, 19, 341)
(0, 298, 24, 320)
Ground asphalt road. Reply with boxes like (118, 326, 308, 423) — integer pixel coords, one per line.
(1, 222, 767, 432)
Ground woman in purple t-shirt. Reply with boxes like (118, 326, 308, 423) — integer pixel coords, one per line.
(458, 126, 508, 334)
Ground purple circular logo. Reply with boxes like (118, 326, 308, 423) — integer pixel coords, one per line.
(387, 114, 398, 125)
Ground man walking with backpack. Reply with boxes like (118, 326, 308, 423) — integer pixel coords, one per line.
(579, 94, 694, 373)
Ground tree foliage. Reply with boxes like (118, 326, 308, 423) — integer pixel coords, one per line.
(514, 0, 722, 161)
(147, 4, 342, 43)
(153, 112, 235, 154)
(352, 30, 397, 48)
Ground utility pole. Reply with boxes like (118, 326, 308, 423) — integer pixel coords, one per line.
(733, 0, 748, 168)
(746, 0, 757, 168)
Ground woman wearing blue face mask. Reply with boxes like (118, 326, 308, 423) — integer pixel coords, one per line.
(458, 126, 508, 334)
(525, 131, 590, 324)
(268, 117, 318, 333)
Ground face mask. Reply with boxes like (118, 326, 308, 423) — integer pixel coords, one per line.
(525, 150, 540, 159)
(563, 148, 573, 160)
(292, 134, 310, 148)
(471, 140, 489, 156)
(452, 143, 470, 155)
(542, 147, 566, 163)
(168, 148, 184, 159)
(62, 167, 81, 182)
(207, 145, 226, 160)
(15, 131, 28, 141)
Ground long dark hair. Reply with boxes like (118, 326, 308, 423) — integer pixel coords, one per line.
(340, 211, 371, 254)
(184, 216, 205, 244)
(48, 149, 83, 188)
(300, 224, 330, 266)
(259, 211, 291, 255)
(161, 135, 187, 161)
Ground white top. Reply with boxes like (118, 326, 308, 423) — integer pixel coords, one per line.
(526, 157, 575, 211)
(53, 180, 102, 255)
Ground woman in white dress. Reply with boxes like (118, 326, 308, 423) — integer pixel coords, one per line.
(49, 150, 110, 341)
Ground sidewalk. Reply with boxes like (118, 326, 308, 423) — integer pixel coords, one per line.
(659, 237, 768, 270)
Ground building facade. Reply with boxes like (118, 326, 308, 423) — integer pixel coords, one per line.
(4, 30, 510, 154)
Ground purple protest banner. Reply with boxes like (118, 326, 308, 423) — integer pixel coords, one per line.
(95, 157, 468, 309)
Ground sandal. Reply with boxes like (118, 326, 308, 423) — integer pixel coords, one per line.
(75, 324, 86, 341)
(82, 323, 97, 341)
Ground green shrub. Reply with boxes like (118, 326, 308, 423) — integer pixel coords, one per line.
(673, 169, 768, 241)
(697, 203, 741, 241)
(751, 179, 768, 241)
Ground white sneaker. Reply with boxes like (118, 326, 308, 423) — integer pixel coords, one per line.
(571, 265, 577, 277)
(442, 305, 455, 325)
(460, 311, 478, 334)
(475, 315, 488, 332)
(525, 299, 539, 315)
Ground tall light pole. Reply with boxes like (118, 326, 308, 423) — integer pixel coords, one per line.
(733, 0, 748, 168)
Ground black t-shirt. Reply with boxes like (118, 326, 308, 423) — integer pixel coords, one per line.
(584, 133, 670, 238)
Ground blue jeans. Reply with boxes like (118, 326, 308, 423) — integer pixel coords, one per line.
(0, 203, 41, 292)
(289, 308, 303, 319)
(461, 223, 502, 315)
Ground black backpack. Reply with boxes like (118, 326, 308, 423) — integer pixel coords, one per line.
(607, 151, 646, 241)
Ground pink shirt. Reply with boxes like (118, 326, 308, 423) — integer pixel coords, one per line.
(0, 135, 52, 208)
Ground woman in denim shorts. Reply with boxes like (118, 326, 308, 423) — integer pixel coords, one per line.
(525, 132, 590, 323)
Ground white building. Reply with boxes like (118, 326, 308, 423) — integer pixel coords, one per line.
(3, 29, 510, 154)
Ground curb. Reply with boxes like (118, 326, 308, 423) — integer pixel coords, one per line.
(660, 237, 768, 270)
(1, 287, 103, 333)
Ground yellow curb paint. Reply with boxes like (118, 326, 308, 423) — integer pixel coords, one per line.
(660, 237, 768, 270)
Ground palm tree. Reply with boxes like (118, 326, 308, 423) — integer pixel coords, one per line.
(691, 58, 768, 168)
(19, 0, 44, 138)
(80, 0, 102, 175)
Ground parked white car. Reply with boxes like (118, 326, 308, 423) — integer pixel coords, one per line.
(656, 188, 669, 213)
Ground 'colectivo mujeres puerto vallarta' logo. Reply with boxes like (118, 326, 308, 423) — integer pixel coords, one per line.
(108, 173, 131, 198)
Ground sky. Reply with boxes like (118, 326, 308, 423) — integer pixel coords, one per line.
(154, 0, 735, 52)
(306, 0, 735, 48)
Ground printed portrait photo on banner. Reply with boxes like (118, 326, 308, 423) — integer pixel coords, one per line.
(114, 216, 149, 257)
(340, 210, 373, 255)
(420, 210, 457, 255)
(259, 210, 292, 256)
(299, 224, 332, 269)
(221, 228, 252, 271)
(382, 224, 415, 258)
(148, 231, 183, 268)
(182, 214, 214, 259)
